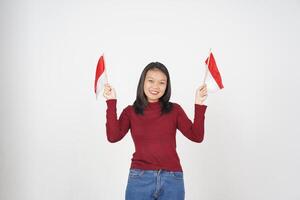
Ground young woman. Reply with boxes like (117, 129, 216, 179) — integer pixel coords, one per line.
(103, 62, 207, 200)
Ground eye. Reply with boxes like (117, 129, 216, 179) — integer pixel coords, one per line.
(160, 82, 166, 85)
(148, 79, 154, 83)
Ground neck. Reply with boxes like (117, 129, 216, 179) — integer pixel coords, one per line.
(146, 101, 161, 109)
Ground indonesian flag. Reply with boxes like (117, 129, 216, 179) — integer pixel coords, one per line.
(204, 52, 224, 93)
(94, 54, 107, 99)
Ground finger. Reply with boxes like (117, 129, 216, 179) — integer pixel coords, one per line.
(104, 86, 112, 91)
(201, 92, 207, 96)
(199, 86, 206, 91)
(104, 87, 109, 92)
(200, 92, 207, 96)
(104, 89, 110, 94)
(199, 89, 207, 95)
(104, 84, 111, 88)
(104, 86, 112, 92)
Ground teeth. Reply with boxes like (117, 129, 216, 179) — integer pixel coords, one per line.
(150, 91, 159, 95)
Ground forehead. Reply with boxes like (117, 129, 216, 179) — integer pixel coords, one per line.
(145, 69, 167, 80)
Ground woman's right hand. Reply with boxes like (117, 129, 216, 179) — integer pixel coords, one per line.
(103, 83, 116, 100)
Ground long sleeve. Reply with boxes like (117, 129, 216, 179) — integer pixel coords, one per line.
(176, 104, 207, 143)
(105, 99, 130, 143)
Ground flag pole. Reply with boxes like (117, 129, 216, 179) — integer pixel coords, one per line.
(202, 48, 212, 85)
(103, 53, 109, 84)
(104, 69, 108, 84)
(104, 56, 109, 100)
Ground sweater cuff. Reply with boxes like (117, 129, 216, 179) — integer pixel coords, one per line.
(106, 99, 117, 108)
(195, 104, 207, 114)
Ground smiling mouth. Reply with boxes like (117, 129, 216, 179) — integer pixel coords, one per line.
(149, 91, 159, 95)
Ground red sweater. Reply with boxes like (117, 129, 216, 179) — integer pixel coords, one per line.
(105, 99, 207, 172)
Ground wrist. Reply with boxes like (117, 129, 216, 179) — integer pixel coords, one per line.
(195, 101, 205, 105)
(106, 98, 116, 101)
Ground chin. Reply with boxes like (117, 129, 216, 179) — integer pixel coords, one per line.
(147, 97, 160, 102)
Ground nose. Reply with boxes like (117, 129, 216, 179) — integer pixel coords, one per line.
(152, 82, 160, 89)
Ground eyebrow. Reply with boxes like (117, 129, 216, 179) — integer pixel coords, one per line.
(146, 76, 167, 82)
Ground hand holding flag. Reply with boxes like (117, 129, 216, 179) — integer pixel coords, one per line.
(103, 83, 116, 100)
(195, 84, 208, 105)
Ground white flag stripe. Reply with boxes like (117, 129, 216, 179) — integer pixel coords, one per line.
(96, 71, 107, 99)
(206, 68, 221, 93)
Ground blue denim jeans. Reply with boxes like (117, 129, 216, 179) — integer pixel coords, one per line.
(125, 169, 185, 200)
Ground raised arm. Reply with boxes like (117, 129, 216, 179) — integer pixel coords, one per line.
(177, 84, 208, 142)
(176, 104, 207, 143)
(103, 84, 130, 143)
(106, 99, 130, 143)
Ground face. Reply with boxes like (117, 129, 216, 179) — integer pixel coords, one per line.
(143, 69, 168, 102)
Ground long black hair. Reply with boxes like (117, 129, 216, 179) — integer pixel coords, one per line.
(133, 62, 173, 115)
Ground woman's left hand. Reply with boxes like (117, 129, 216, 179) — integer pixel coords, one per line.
(195, 84, 207, 105)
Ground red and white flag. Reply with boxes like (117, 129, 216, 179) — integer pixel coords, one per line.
(94, 54, 107, 99)
(203, 52, 224, 93)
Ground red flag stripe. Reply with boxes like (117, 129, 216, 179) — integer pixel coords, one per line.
(205, 53, 224, 89)
(94, 55, 105, 93)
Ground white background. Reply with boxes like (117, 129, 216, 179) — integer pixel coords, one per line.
(1, 0, 300, 199)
